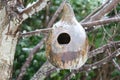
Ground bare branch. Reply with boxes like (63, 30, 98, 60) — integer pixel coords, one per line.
(16, 38, 46, 80)
(19, 16, 120, 37)
(81, 17, 120, 31)
(20, 0, 49, 21)
(18, 0, 120, 80)
(89, 41, 120, 58)
(64, 48, 120, 80)
(106, 47, 120, 71)
(47, 0, 66, 28)
(63, 41, 120, 80)
(112, 59, 120, 71)
(30, 0, 67, 79)
(31, 61, 56, 80)
(30, 41, 120, 80)
(20, 28, 53, 37)
(90, 0, 120, 21)
(80, 0, 120, 31)
(81, 0, 110, 22)
(81, 48, 120, 72)
(18, 0, 66, 80)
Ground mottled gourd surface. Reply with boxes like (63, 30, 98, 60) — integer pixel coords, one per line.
(46, 3, 89, 69)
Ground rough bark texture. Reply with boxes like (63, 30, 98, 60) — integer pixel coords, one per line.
(0, 0, 49, 79)
(0, 4, 19, 80)
(20, 0, 50, 21)
(31, 61, 56, 80)
(0, 0, 50, 79)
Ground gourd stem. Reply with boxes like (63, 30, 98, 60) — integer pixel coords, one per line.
(61, 3, 75, 21)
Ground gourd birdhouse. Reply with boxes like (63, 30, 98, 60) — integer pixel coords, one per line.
(46, 3, 89, 69)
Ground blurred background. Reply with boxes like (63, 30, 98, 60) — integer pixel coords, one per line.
(12, 0, 120, 80)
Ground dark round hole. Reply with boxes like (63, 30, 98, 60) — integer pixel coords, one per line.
(57, 33, 71, 45)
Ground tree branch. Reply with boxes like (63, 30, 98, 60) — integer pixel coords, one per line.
(17, 0, 66, 80)
(29, 0, 67, 79)
(47, 0, 66, 28)
(90, 0, 120, 21)
(88, 41, 120, 58)
(31, 61, 56, 80)
(20, 0, 49, 21)
(30, 41, 120, 80)
(64, 48, 120, 80)
(112, 59, 120, 71)
(16, 38, 46, 80)
(20, 28, 53, 37)
(81, 0, 110, 22)
(81, 16, 120, 31)
(19, 16, 120, 37)
(80, 0, 120, 32)
(18, 0, 120, 80)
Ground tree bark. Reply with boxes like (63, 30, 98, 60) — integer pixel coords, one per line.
(0, 2, 19, 80)
(0, 0, 49, 79)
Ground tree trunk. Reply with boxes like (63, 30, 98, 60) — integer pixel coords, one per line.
(0, 2, 19, 80)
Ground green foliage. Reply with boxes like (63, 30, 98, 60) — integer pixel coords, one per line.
(69, 0, 101, 20)
(13, 0, 120, 80)
(111, 69, 120, 77)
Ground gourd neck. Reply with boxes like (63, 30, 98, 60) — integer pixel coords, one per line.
(61, 3, 76, 22)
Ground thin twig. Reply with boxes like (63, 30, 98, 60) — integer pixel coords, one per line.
(16, 38, 46, 80)
(44, 40, 120, 80)
(19, 17, 120, 37)
(47, 0, 66, 28)
(90, 0, 120, 21)
(31, 61, 56, 80)
(106, 43, 120, 71)
(37, 41, 120, 80)
(89, 41, 120, 58)
(20, 28, 53, 37)
(112, 59, 120, 71)
(81, 0, 120, 32)
(64, 48, 120, 80)
(81, 17, 120, 31)
(81, 0, 110, 22)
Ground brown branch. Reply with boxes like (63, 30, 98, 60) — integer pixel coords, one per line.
(30, 0, 66, 80)
(64, 48, 120, 80)
(19, 0, 66, 38)
(20, 0, 49, 21)
(90, 0, 120, 21)
(81, 17, 120, 30)
(19, 17, 120, 37)
(18, 0, 120, 38)
(106, 47, 120, 71)
(30, 41, 120, 80)
(31, 61, 56, 80)
(17, 0, 66, 80)
(16, 38, 46, 80)
(85, 48, 120, 71)
(20, 28, 53, 37)
(112, 59, 120, 71)
(19, 16, 120, 37)
(47, 0, 66, 28)
(88, 41, 120, 58)
(81, 0, 120, 32)
(18, 0, 120, 79)
(81, 0, 110, 22)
